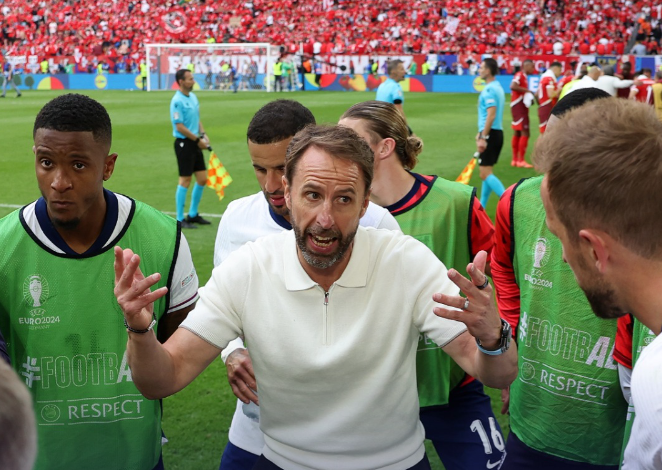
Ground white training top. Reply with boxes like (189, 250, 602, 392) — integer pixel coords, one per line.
(182, 227, 467, 470)
(622, 333, 662, 469)
(214, 191, 401, 455)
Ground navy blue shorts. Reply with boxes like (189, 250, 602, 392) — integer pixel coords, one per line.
(153, 453, 165, 470)
(501, 432, 618, 470)
(219, 441, 259, 470)
(421, 379, 506, 469)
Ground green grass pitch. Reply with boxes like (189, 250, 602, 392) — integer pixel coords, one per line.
(0, 89, 541, 469)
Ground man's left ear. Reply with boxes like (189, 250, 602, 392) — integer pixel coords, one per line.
(579, 229, 610, 273)
(103, 153, 118, 181)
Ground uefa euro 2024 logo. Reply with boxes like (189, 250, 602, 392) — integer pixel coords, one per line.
(23, 274, 49, 312)
(533, 237, 551, 269)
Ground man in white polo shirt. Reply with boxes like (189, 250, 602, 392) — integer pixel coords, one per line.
(114, 125, 518, 470)
(214, 100, 400, 469)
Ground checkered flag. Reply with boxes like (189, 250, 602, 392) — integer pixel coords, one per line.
(207, 150, 233, 201)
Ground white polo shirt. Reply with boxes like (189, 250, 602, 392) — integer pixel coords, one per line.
(182, 227, 467, 470)
(214, 191, 401, 456)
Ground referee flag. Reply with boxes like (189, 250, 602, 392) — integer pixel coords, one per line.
(207, 151, 233, 200)
(455, 153, 480, 185)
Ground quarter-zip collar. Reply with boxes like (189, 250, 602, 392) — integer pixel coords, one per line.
(284, 226, 371, 291)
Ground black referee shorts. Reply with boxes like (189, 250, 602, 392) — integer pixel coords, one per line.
(174, 138, 206, 177)
(478, 129, 504, 167)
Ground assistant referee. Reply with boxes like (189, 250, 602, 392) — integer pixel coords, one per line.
(171, 69, 211, 229)
(475, 58, 506, 208)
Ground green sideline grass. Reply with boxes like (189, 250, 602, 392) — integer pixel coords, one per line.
(0, 89, 541, 470)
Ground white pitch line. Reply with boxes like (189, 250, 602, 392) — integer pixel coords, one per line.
(0, 203, 224, 219)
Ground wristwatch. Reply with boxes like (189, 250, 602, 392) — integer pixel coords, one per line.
(479, 134, 490, 141)
(476, 319, 512, 356)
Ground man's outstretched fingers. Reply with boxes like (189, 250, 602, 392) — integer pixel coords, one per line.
(130, 272, 161, 296)
(140, 286, 168, 306)
(467, 251, 490, 288)
(433, 292, 467, 311)
(116, 252, 142, 292)
(433, 306, 464, 322)
(471, 250, 488, 273)
(114, 246, 128, 284)
(447, 268, 480, 296)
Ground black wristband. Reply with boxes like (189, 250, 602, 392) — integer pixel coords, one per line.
(124, 313, 157, 334)
(195, 137, 201, 144)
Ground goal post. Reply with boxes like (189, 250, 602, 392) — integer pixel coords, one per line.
(144, 43, 275, 92)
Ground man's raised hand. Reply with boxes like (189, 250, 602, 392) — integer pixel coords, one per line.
(432, 251, 502, 347)
(114, 246, 168, 331)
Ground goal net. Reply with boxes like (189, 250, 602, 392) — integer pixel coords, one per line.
(144, 43, 275, 92)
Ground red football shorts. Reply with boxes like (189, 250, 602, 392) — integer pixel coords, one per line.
(511, 102, 529, 131)
(538, 104, 553, 134)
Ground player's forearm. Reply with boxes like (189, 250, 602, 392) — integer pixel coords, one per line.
(473, 344, 518, 389)
(175, 123, 199, 141)
(445, 332, 518, 389)
(127, 332, 180, 399)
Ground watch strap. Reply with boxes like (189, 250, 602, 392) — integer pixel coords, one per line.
(476, 319, 511, 356)
(124, 313, 157, 334)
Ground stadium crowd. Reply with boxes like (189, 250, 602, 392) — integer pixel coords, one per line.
(0, 0, 661, 71)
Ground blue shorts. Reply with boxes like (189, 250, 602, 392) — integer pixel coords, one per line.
(501, 432, 618, 470)
(421, 379, 506, 469)
(219, 441, 259, 470)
